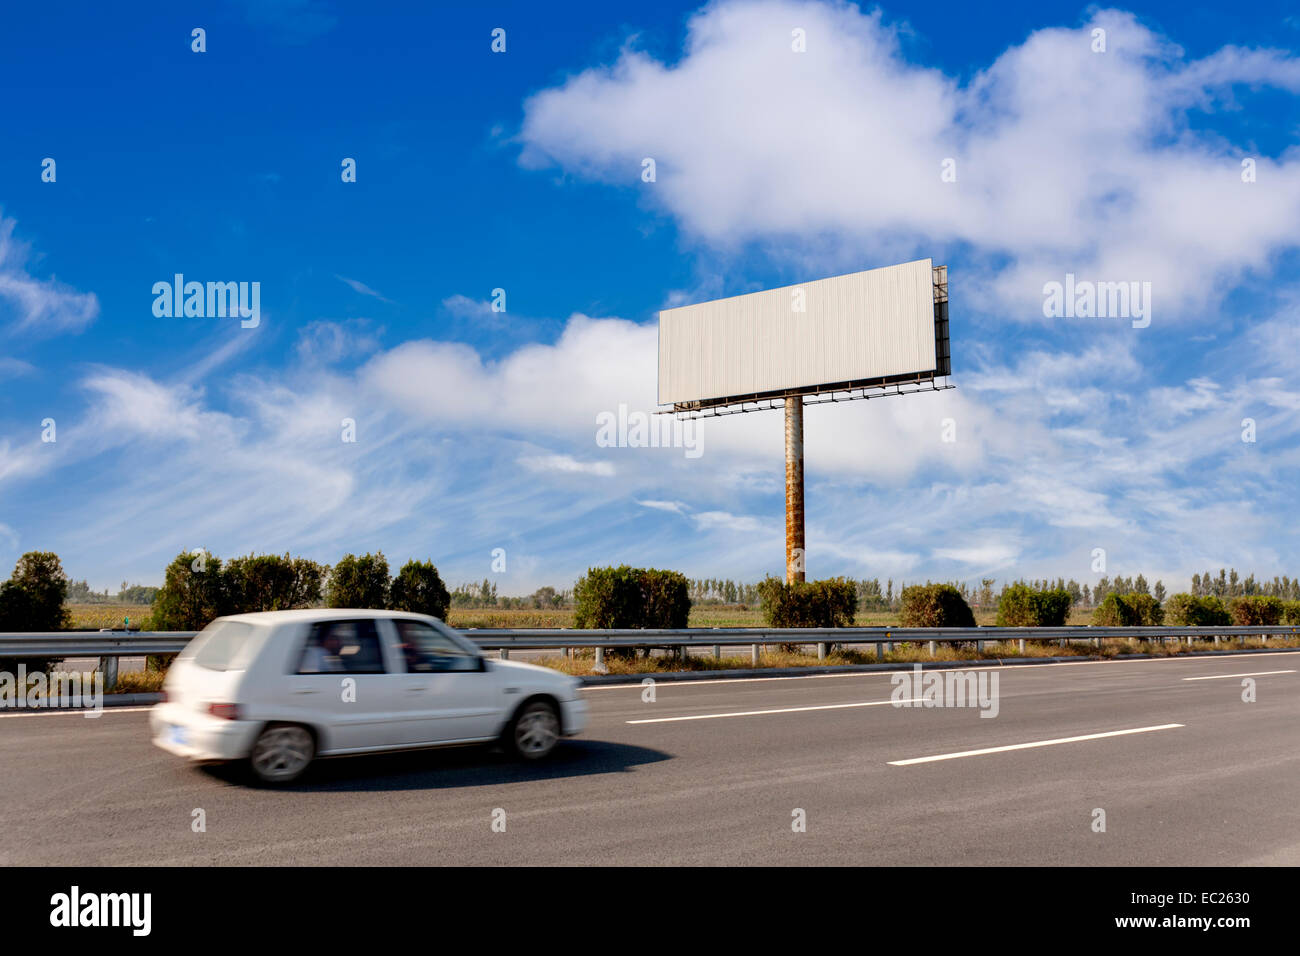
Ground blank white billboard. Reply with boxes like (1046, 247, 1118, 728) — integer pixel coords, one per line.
(658, 258, 943, 408)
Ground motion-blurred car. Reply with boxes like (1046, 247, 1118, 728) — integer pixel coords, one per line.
(150, 609, 587, 783)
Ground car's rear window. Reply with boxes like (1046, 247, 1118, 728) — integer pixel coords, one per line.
(190, 621, 264, 672)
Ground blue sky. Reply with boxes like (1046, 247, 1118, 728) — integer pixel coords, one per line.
(2, 0, 1299, 594)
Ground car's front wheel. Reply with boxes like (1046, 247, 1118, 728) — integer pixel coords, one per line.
(249, 723, 315, 784)
(507, 700, 560, 760)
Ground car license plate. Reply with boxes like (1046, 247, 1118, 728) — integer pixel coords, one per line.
(169, 724, 187, 746)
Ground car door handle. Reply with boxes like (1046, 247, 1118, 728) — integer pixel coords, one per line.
(293, 689, 319, 695)
(405, 686, 424, 693)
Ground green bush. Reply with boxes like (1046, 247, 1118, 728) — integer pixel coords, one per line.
(9, 552, 72, 630)
(0, 559, 69, 671)
(1228, 595, 1284, 626)
(899, 583, 976, 628)
(224, 553, 325, 614)
(1284, 601, 1300, 625)
(1091, 592, 1164, 626)
(327, 552, 390, 609)
(0, 579, 39, 631)
(573, 565, 691, 629)
(389, 560, 451, 620)
(757, 577, 857, 629)
(150, 551, 228, 631)
(995, 584, 1070, 626)
(1164, 593, 1231, 626)
(574, 566, 643, 629)
(640, 569, 691, 629)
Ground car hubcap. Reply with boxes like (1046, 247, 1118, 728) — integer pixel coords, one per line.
(516, 706, 559, 755)
(252, 727, 312, 779)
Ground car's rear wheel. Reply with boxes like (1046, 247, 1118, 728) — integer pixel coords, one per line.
(507, 700, 560, 760)
(249, 723, 314, 784)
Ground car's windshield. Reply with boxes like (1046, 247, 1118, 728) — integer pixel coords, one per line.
(189, 620, 265, 671)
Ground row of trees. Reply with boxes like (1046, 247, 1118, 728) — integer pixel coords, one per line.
(6, 545, 1300, 634)
(689, 578, 762, 606)
(66, 580, 158, 605)
(150, 551, 451, 630)
(450, 580, 571, 610)
(693, 569, 1300, 612)
(760, 578, 1300, 630)
(1190, 570, 1300, 601)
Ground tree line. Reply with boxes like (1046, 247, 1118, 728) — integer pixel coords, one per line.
(5, 545, 1300, 633)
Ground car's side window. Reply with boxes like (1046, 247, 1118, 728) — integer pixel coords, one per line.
(394, 620, 480, 673)
(296, 619, 387, 674)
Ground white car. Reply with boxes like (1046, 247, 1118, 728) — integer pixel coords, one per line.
(150, 609, 588, 784)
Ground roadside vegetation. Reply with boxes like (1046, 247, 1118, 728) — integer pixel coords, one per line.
(0, 551, 1296, 693)
(535, 633, 1300, 677)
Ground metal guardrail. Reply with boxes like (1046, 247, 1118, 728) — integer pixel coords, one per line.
(2, 625, 1296, 690)
(2, 624, 1296, 661)
(0, 632, 195, 657)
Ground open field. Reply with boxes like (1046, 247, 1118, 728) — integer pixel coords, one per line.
(65, 603, 153, 630)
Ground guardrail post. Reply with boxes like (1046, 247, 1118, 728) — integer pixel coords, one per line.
(712, 644, 721, 659)
(1018, 638, 1026, 654)
(594, 647, 606, 673)
(751, 644, 759, 666)
(874, 641, 883, 659)
(928, 640, 936, 657)
(976, 639, 984, 653)
(817, 642, 826, 660)
(499, 649, 509, 660)
(102, 656, 118, 692)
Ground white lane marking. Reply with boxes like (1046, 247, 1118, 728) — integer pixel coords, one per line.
(1182, 670, 1295, 681)
(0, 706, 154, 719)
(627, 698, 923, 724)
(584, 649, 1300, 690)
(887, 723, 1185, 766)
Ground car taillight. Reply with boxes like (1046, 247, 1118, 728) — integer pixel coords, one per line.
(207, 702, 241, 720)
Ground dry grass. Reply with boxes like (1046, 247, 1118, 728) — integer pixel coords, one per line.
(527, 634, 1300, 676)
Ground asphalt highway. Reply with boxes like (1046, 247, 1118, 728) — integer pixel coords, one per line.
(3, 652, 1296, 865)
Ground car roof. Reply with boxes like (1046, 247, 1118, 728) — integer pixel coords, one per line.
(214, 609, 442, 625)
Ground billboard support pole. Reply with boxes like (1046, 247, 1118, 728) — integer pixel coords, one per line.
(785, 396, 805, 584)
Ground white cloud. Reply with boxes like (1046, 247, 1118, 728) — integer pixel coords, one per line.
(441, 294, 495, 320)
(2, 302, 1298, 590)
(637, 499, 689, 514)
(335, 275, 393, 304)
(933, 543, 1021, 568)
(0, 214, 99, 335)
(295, 319, 383, 365)
(519, 2, 1300, 318)
(519, 454, 616, 477)
(691, 510, 768, 533)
